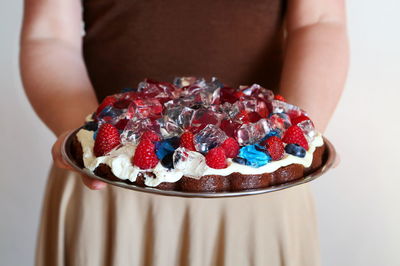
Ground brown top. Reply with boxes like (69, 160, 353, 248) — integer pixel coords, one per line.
(82, 0, 286, 101)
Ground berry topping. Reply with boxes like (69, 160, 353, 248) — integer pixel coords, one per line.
(220, 137, 240, 158)
(274, 94, 286, 102)
(155, 140, 176, 160)
(141, 131, 161, 142)
(93, 123, 121, 157)
(96, 96, 117, 114)
(113, 99, 132, 109)
(205, 147, 227, 169)
(132, 138, 159, 169)
(282, 125, 309, 150)
(161, 153, 174, 169)
(180, 131, 196, 151)
(291, 115, 311, 125)
(248, 112, 261, 123)
(265, 136, 285, 160)
(285, 143, 306, 158)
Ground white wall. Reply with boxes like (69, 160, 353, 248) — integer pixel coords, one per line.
(1, 0, 399, 265)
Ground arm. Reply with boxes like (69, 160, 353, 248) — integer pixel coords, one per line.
(280, 0, 349, 132)
(20, 0, 105, 189)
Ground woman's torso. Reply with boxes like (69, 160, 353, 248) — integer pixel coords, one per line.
(82, 0, 286, 100)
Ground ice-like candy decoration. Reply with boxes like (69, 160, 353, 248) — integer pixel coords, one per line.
(194, 124, 228, 153)
(271, 100, 305, 119)
(173, 147, 207, 179)
(129, 99, 163, 119)
(138, 79, 176, 99)
(191, 107, 225, 129)
(268, 113, 292, 132)
(298, 120, 316, 142)
(177, 107, 195, 129)
(156, 117, 183, 139)
(240, 84, 275, 102)
(220, 118, 241, 137)
(236, 118, 271, 145)
(96, 106, 124, 125)
(120, 118, 160, 144)
(237, 144, 271, 168)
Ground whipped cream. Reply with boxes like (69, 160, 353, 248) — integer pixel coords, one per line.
(77, 129, 324, 187)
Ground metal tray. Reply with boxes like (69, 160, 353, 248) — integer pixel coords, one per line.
(62, 129, 336, 198)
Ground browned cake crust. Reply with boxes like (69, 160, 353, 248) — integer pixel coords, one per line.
(71, 134, 326, 192)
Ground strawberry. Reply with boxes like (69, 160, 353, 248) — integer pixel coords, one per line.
(132, 138, 159, 169)
(141, 131, 161, 142)
(93, 123, 121, 157)
(282, 125, 309, 150)
(180, 131, 196, 151)
(274, 94, 286, 102)
(291, 115, 311, 125)
(265, 136, 284, 160)
(96, 96, 117, 114)
(205, 147, 227, 169)
(220, 137, 240, 158)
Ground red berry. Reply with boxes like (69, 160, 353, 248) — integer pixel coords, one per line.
(291, 115, 311, 125)
(282, 125, 309, 150)
(220, 137, 240, 158)
(132, 138, 159, 169)
(205, 147, 228, 169)
(141, 131, 161, 142)
(265, 136, 284, 160)
(180, 131, 196, 151)
(96, 96, 117, 114)
(274, 94, 286, 102)
(93, 123, 121, 157)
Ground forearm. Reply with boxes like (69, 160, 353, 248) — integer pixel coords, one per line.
(20, 38, 98, 136)
(280, 22, 349, 132)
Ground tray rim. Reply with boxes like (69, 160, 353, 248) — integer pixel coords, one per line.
(61, 128, 336, 198)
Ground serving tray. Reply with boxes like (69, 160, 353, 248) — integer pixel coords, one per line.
(62, 129, 336, 198)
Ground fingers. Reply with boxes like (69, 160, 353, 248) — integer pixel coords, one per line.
(81, 175, 107, 190)
(52, 131, 74, 170)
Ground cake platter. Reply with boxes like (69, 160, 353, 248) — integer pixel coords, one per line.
(62, 129, 336, 198)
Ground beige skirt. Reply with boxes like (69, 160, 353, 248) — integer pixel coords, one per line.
(35, 166, 320, 266)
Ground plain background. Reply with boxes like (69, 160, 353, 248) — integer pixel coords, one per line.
(1, 0, 400, 265)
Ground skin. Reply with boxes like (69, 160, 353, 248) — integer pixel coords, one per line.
(20, 0, 349, 190)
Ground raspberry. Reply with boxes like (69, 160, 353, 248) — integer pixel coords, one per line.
(282, 125, 309, 150)
(265, 136, 284, 160)
(291, 115, 311, 125)
(220, 137, 240, 158)
(180, 131, 196, 151)
(93, 123, 121, 157)
(205, 147, 227, 169)
(274, 94, 286, 102)
(132, 138, 159, 169)
(141, 131, 161, 142)
(96, 96, 117, 114)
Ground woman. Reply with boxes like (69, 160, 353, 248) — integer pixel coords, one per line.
(20, 0, 348, 265)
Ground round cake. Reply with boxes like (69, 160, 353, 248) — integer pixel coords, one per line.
(71, 77, 325, 192)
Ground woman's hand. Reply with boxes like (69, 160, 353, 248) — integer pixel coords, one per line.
(51, 131, 107, 190)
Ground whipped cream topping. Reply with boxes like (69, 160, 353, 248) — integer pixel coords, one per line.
(76, 129, 324, 187)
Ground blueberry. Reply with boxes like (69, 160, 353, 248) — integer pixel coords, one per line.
(161, 153, 174, 169)
(155, 140, 176, 160)
(284, 144, 306, 158)
(233, 157, 248, 165)
(83, 121, 98, 131)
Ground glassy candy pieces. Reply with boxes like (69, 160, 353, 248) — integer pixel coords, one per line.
(120, 118, 157, 144)
(271, 100, 304, 119)
(172, 147, 207, 179)
(194, 124, 228, 153)
(268, 113, 292, 132)
(191, 108, 224, 129)
(236, 118, 271, 146)
(298, 120, 316, 142)
(131, 99, 163, 119)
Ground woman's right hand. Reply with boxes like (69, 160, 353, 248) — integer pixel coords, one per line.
(51, 131, 107, 190)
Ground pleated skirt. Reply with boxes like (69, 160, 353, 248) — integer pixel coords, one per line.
(35, 166, 320, 266)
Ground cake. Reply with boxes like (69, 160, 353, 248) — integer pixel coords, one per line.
(71, 77, 325, 192)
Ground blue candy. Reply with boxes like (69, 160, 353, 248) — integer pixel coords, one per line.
(238, 144, 271, 168)
(285, 144, 306, 158)
(155, 140, 176, 160)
